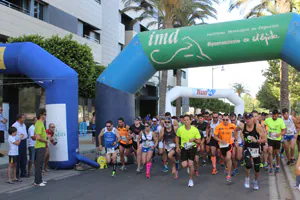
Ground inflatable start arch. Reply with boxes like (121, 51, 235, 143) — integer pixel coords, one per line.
(0, 43, 99, 169)
(93, 12, 300, 138)
(166, 86, 244, 116)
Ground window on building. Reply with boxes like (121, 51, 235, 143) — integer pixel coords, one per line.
(78, 20, 101, 44)
(34, 0, 45, 20)
(119, 43, 124, 52)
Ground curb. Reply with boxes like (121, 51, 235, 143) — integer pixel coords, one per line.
(281, 159, 299, 200)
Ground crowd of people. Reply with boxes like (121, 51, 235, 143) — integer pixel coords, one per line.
(5, 108, 57, 187)
(98, 110, 300, 190)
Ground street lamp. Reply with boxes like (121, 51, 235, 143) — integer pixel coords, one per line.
(212, 66, 225, 89)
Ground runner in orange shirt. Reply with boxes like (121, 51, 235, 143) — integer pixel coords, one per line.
(214, 113, 236, 184)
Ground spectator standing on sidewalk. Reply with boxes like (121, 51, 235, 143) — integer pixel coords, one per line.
(0, 106, 8, 157)
(12, 114, 28, 178)
(44, 123, 56, 172)
(27, 117, 37, 177)
(34, 108, 48, 187)
(7, 127, 24, 184)
(92, 112, 96, 143)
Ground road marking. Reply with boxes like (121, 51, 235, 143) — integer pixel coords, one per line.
(53, 172, 80, 181)
(6, 185, 33, 194)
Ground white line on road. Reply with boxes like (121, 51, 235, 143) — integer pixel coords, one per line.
(53, 172, 80, 181)
(6, 185, 33, 194)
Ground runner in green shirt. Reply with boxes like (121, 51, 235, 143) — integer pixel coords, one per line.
(264, 110, 286, 174)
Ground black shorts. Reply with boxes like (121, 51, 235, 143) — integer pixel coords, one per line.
(9, 155, 18, 163)
(208, 137, 218, 147)
(132, 141, 138, 150)
(297, 135, 300, 142)
(120, 143, 132, 149)
(267, 139, 281, 150)
(220, 144, 234, 157)
(181, 147, 197, 161)
(0, 130, 4, 143)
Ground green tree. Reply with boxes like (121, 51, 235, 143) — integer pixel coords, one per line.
(189, 98, 234, 113)
(229, 0, 291, 111)
(122, 0, 218, 116)
(256, 80, 280, 110)
(232, 83, 249, 97)
(7, 34, 103, 107)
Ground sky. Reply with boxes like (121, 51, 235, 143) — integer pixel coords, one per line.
(188, 0, 269, 97)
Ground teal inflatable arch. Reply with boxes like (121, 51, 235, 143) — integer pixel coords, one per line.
(95, 13, 300, 139)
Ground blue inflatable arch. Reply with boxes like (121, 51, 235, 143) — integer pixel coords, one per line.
(0, 42, 99, 169)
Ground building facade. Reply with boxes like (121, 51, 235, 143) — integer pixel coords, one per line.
(0, 0, 188, 120)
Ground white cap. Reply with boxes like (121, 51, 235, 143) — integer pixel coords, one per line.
(152, 118, 157, 121)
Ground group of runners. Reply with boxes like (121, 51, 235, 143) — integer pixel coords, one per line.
(97, 109, 300, 189)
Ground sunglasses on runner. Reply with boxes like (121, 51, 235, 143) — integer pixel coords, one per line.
(165, 121, 171, 124)
(145, 125, 150, 128)
(106, 125, 111, 128)
(223, 119, 229, 121)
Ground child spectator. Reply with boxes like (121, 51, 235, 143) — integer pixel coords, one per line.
(7, 127, 24, 184)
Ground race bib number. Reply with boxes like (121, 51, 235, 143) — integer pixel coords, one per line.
(203, 131, 207, 137)
(121, 136, 127, 142)
(184, 142, 194, 150)
(107, 148, 115, 154)
(143, 141, 150, 148)
(286, 130, 294, 135)
(269, 132, 277, 139)
(133, 135, 139, 142)
(219, 142, 229, 148)
(166, 143, 176, 151)
(248, 148, 260, 158)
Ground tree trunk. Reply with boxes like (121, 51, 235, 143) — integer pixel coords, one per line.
(159, 70, 168, 116)
(39, 88, 46, 108)
(158, 20, 173, 116)
(280, 60, 289, 110)
(277, 0, 291, 111)
(176, 69, 182, 116)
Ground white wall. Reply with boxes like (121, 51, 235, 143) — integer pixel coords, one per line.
(43, 0, 102, 29)
(0, 5, 102, 63)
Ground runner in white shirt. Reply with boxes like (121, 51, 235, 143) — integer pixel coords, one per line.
(282, 108, 299, 165)
(12, 114, 28, 178)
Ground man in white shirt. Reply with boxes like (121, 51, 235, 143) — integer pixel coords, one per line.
(28, 117, 37, 177)
(12, 114, 28, 178)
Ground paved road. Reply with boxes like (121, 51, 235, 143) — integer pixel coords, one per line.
(0, 159, 283, 200)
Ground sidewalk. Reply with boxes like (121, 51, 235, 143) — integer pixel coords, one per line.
(0, 134, 96, 169)
(281, 157, 299, 200)
(0, 134, 96, 194)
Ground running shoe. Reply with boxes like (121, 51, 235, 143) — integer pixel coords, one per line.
(231, 169, 239, 177)
(201, 160, 207, 166)
(287, 161, 291, 165)
(162, 165, 168, 173)
(293, 185, 300, 191)
(244, 177, 250, 188)
(136, 167, 141, 174)
(259, 163, 264, 168)
(212, 168, 218, 175)
(263, 163, 268, 171)
(120, 166, 126, 171)
(269, 168, 274, 175)
(195, 170, 199, 176)
(275, 167, 280, 173)
(253, 180, 259, 190)
(219, 159, 225, 167)
(241, 160, 246, 167)
(226, 175, 232, 184)
(111, 171, 116, 177)
(146, 172, 150, 178)
(290, 159, 295, 165)
(188, 179, 194, 187)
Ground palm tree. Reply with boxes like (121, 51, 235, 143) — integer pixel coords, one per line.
(232, 83, 249, 97)
(229, 0, 291, 111)
(122, 0, 218, 116)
